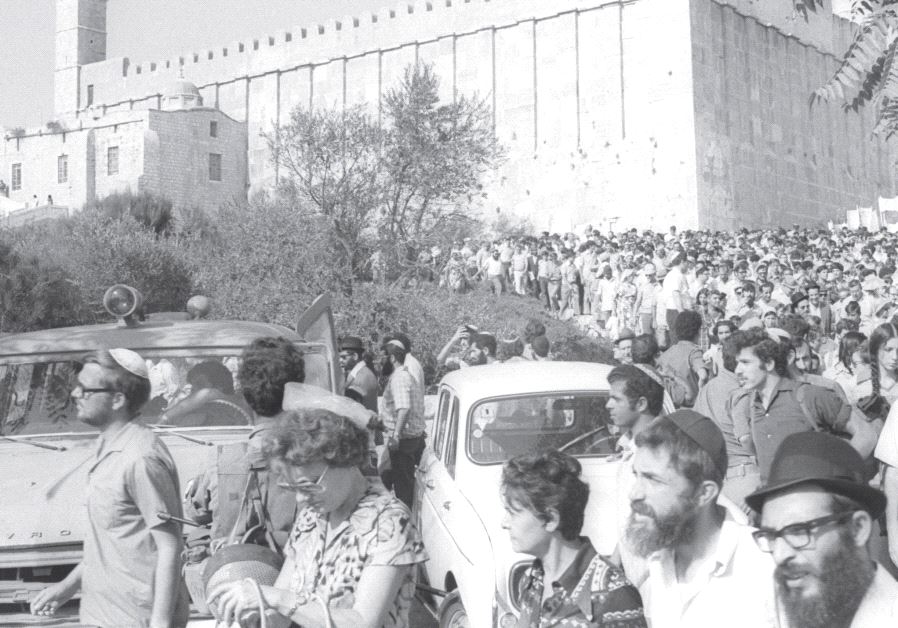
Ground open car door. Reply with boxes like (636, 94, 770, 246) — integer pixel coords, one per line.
(295, 293, 341, 394)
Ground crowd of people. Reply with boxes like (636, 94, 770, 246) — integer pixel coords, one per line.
(23, 222, 898, 627)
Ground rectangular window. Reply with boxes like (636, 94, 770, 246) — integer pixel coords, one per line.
(57, 155, 68, 183)
(209, 120, 218, 138)
(107, 146, 119, 175)
(86, 84, 94, 107)
(209, 153, 222, 181)
(11, 163, 22, 191)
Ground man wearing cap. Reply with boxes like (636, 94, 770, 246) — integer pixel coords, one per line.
(381, 340, 426, 508)
(31, 349, 189, 627)
(747, 432, 898, 627)
(626, 410, 776, 627)
(614, 328, 636, 364)
(339, 335, 378, 414)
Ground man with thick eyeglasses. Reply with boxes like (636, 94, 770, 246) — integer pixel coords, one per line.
(31, 348, 189, 627)
(746, 431, 898, 627)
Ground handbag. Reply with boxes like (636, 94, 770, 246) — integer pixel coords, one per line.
(203, 473, 335, 628)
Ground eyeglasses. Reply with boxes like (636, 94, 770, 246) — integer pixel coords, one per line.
(71, 385, 117, 399)
(752, 510, 857, 553)
(277, 465, 329, 494)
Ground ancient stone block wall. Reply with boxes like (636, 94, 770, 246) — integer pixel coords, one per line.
(143, 109, 247, 213)
(691, 0, 895, 230)
(59, 0, 894, 229)
(73, 0, 702, 231)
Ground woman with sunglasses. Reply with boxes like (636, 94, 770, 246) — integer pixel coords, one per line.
(208, 408, 427, 627)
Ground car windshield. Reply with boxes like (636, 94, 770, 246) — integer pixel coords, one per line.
(467, 393, 615, 464)
(0, 346, 328, 436)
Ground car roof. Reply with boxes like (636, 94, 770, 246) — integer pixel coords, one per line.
(439, 361, 614, 398)
(0, 318, 301, 357)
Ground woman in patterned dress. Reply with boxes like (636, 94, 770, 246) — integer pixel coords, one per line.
(208, 408, 427, 627)
(501, 451, 646, 628)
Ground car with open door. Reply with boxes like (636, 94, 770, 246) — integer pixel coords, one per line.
(413, 361, 623, 628)
(0, 285, 339, 623)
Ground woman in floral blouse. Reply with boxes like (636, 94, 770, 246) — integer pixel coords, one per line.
(209, 408, 427, 627)
(501, 451, 646, 628)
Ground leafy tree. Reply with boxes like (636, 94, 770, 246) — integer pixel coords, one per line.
(799, 0, 898, 136)
(266, 105, 383, 274)
(379, 63, 504, 256)
(269, 63, 504, 280)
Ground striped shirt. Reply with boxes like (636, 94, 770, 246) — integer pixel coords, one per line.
(383, 365, 426, 438)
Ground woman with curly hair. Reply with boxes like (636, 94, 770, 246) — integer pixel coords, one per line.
(501, 450, 646, 628)
(208, 408, 427, 628)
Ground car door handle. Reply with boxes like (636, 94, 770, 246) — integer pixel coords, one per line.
(442, 501, 452, 510)
(424, 480, 436, 490)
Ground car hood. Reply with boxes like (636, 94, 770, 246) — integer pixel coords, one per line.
(459, 456, 624, 567)
(0, 428, 249, 560)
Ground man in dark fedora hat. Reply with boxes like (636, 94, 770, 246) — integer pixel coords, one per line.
(339, 335, 378, 414)
(747, 432, 898, 627)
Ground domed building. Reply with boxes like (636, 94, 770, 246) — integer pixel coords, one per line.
(161, 77, 204, 111)
(0, 69, 246, 218)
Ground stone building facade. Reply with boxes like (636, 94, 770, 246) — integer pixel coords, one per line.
(2, 0, 895, 229)
(0, 87, 246, 214)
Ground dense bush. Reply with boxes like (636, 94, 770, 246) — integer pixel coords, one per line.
(12, 209, 193, 320)
(0, 240, 84, 333)
(183, 198, 352, 325)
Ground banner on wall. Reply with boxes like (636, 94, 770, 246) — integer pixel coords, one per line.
(858, 206, 878, 230)
(846, 208, 860, 230)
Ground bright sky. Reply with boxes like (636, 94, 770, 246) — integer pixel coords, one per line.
(0, 0, 388, 129)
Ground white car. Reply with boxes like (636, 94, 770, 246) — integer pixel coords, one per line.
(413, 361, 624, 628)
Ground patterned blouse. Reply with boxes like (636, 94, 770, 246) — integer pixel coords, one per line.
(285, 479, 428, 628)
(516, 539, 647, 628)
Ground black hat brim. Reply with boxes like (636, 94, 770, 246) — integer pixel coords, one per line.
(745, 477, 886, 517)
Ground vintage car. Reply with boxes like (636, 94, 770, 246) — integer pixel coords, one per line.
(413, 361, 624, 628)
(0, 286, 339, 622)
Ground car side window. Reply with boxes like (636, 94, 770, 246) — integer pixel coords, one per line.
(432, 389, 451, 459)
(445, 396, 460, 478)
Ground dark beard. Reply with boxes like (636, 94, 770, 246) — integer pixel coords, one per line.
(624, 496, 698, 558)
(775, 531, 874, 628)
(380, 359, 394, 378)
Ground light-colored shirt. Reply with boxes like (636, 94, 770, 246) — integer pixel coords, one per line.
(404, 352, 426, 397)
(662, 267, 689, 310)
(82, 421, 190, 628)
(642, 519, 776, 628)
(875, 401, 898, 468)
(847, 563, 898, 626)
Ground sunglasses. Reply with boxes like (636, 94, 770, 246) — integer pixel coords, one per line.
(277, 465, 329, 494)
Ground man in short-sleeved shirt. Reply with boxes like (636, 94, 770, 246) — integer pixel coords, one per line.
(31, 349, 189, 627)
(381, 341, 426, 508)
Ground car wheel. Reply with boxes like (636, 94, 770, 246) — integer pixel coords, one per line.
(438, 591, 470, 628)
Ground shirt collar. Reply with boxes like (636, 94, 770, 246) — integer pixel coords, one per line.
(349, 360, 366, 379)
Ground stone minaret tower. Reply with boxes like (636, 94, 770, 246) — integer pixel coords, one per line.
(54, 0, 107, 117)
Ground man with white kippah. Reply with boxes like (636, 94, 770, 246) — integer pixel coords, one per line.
(31, 348, 189, 627)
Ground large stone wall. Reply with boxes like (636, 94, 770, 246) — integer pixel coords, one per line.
(71, 0, 703, 230)
(691, 0, 894, 229)
(55, 0, 896, 229)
